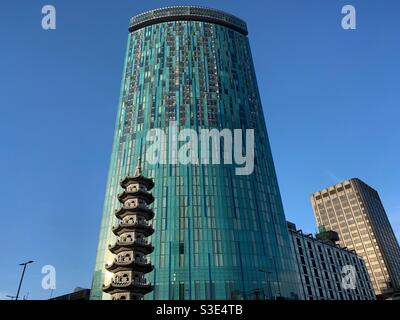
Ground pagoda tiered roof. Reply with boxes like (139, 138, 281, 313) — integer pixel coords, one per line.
(103, 158, 155, 300)
(103, 281, 153, 295)
(112, 221, 154, 237)
(117, 189, 155, 204)
(114, 206, 155, 220)
(105, 259, 154, 273)
(108, 240, 154, 255)
(120, 175, 154, 190)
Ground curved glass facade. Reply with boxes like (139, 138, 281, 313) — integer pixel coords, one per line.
(91, 6, 301, 300)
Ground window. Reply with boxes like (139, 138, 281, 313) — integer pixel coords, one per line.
(194, 281, 201, 299)
(179, 282, 185, 300)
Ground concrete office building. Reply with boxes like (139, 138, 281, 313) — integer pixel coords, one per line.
(288, 222, 375, 300)
(311, 178, 400, 297)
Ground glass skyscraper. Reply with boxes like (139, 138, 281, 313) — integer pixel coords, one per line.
(91, 6, 300, 300)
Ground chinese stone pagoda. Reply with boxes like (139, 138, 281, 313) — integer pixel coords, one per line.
(102, 158, 155, 300)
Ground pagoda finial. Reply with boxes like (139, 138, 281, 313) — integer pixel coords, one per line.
(134, 157, 142, 177)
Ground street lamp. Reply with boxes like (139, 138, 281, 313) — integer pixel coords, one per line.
(15, 260, 34, 300)
(258, 269, 273, 300)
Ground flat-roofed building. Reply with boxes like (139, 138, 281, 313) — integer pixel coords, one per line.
(288, 222, 375, 300)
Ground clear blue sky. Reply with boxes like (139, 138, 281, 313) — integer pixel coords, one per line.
(0, 0, 399, 300)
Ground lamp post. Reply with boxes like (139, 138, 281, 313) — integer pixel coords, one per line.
(15, 260, 34, 300)
(258, 269, 273, 300)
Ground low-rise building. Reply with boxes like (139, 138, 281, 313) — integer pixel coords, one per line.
(288, 222, 375, 300)
(50, 287, 91, 300)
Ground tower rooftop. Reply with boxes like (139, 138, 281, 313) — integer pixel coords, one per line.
(129, 6, 248, 35)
